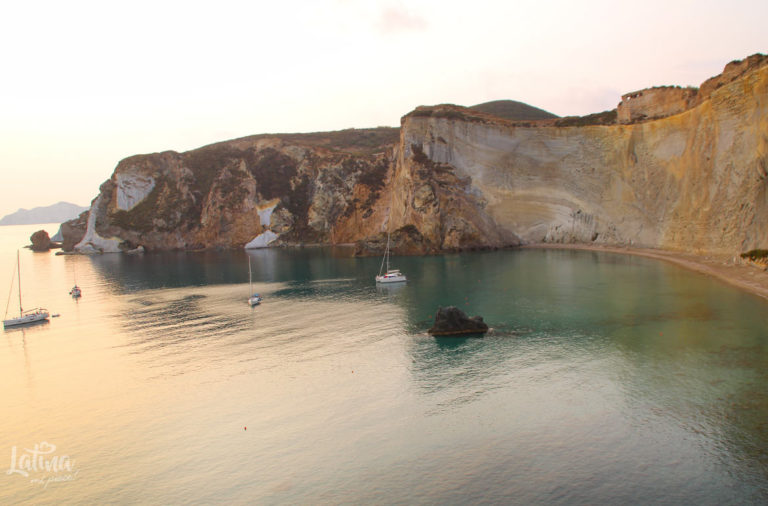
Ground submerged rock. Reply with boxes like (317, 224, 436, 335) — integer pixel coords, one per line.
(428, 306, 489, 336)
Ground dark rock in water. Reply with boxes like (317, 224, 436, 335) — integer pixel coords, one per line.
(30, 230, 52, 251)
(428, 306, 489, 336)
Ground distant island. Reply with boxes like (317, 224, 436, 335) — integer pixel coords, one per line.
(0, 202, 88, 226)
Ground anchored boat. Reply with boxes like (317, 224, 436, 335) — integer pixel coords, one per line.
(3, 251, 49, 328)
(375, 232, 406, 284)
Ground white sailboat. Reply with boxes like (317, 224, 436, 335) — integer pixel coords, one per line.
(3, 251, 49, 328)
(247, 256, 262, 306)
(375, 232, 407, 284)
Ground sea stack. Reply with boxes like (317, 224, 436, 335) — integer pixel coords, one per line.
(29, 230, 52, 252)
(428, 306, 489, 336)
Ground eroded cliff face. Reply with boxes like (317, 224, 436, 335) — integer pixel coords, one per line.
(73, 129, 399, 252)
(69, 55, 768, 257)
(402, 61, 768, 254)
(393, 58, 768, 256)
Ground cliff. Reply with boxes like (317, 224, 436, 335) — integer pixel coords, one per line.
(617, 54, 768, 124)
(399, 55, 768, 255)
(73, 128, 399, 253)
(68, 54, 768, 258)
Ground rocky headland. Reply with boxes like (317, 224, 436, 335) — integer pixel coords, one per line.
(63, 54, 768, 266)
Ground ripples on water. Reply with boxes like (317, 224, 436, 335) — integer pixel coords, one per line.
(2, 225, 768, 504)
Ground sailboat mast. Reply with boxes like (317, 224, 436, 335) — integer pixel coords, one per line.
(16, 250, 22, 316)
(248, 257, 253, 294)
(378, 233, 388, 276)
(385, 233, 391, 272)
(381, 192, 394, 275)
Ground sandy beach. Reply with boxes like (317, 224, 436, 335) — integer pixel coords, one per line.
(523, 243, 768, 302)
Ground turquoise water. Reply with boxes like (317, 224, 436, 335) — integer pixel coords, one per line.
(2, 224, 768, 504)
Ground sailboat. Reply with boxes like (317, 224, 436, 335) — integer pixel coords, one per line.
(3, 251, 50, 328)
(69, 262, 82, 298)
(375, 232, 407, 284)
(247, 256, 262, 306)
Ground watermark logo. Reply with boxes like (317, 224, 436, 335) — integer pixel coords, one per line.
(7, 442, 78, 488)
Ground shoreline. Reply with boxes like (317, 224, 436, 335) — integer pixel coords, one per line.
(522, 243, 768, 301)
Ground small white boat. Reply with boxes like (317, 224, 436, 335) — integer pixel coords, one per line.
(3, 251, 50, 328)
(247, 257, 262, 306)
(375, 232, 406, 284)
(376, 269, 407, 283)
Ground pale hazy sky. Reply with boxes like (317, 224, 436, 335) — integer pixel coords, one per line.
(0, 0, 765, 218)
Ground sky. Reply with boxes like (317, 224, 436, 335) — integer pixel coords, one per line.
(0, 0, 765, 218)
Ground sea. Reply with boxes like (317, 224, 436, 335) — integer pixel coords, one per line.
(2, 223, 768, 504)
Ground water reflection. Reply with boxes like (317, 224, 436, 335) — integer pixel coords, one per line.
(88, 251, 248, 292)
(87, 247, 373, 293)
(3, 330, 37, 390)
(375, 282, 406, 296)
(2, 319, 51, 334)
(5, 234, 768, 504)
(431, 335, 475, 349)
(116, 290, 251, 358)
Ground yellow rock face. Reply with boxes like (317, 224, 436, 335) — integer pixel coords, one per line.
(393, 63, 768, 256)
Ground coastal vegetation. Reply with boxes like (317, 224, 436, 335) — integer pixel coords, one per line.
(554, 109, 618, 127)
(741, 249, 768, 261)
(468, 99, 559, 121)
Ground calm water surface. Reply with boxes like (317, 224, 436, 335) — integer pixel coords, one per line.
(1, 224, 768, 504)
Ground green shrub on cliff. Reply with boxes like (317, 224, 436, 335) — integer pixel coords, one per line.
(469, 100, 558, 121)
(741, 249, 768, 260)
(555, 109, 617, 127)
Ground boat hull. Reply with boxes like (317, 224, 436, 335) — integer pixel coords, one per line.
(375, 275, 407, 284)
(3, 310, 50, 328)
